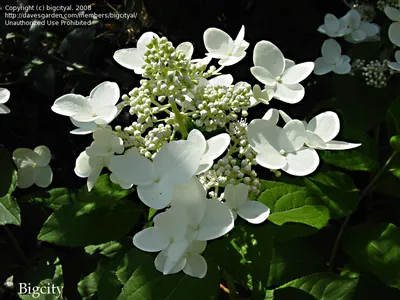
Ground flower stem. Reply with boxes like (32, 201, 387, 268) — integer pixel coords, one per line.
(329, 150, 399, 270)
(169, 99, 188, 139)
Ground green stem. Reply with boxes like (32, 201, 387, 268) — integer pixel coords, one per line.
(170, 99, 188, 139)
(329, 150, 399, 270)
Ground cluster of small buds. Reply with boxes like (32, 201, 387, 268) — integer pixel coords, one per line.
(377, 0, 399, 10)
(353, 3, 376, 21)
(138, 124, 173, 159)
(121, 121, 148, 148)
(361, 59, 393, 88)
(189, 85, 252, 132)
(127, 84, 159, 125)
(142, 37, 203, 100)
(227, 119, 252, 156)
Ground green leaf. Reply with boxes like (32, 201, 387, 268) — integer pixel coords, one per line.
(304, 171, 360, 219)
(266, 273, 358, 300)
(342, 222, 400, 288)
(319, 128, 379, 172)
(387, 99, 400, 137)
(37, 200, 140, 247)
(116, 248, 220, 300)
(257, 181, 330, 229)
(0, 147, 17, 197)
(32, 188, 76, 210)
(0, 194, 21, 226)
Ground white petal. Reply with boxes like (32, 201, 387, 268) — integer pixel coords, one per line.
(247, 119, 282, 153)
(359, 22, 379, 36)
(274, 83, 305, 104)
(256, 151, 287, 170)
(333, 62, 351, 74)
(70, 118, 97, 135)
(89, 81, 120, 111)
(323, 140, 361, 150)
(305, 130, 327, 148)
(348, 9, 361, 29)
(87, 167, 102, 192)
(154, 207, 189, 241)
(314, 57, 333, 75)
(51, 94, 93, 117)
(321, 39, 341, 61)
(154, 139, 202, 185)
(218, 53, 245, 66)
(208, 74, 234, 86)
(110, 173, 134, 189)
(253, 41, 285, 77)
(137, 32, 159, 53)
(137, 178, 174, 209)
(155, 250, 186, 274)
(162, 240, 190, 274)
(384, 6, 400, 22)
(224, 183, 248, 209)
(237, 200, 270, 224)
(35, 165, 53, 188)
(109, 150, 154, 185)
(0, 104, 10, 114)
(281, 62, 314, 85)
(395, 49, 400, 63)
(197, 199, 234, 241)
(232, 25, 246, 53)
(388, 61, 400, 71)
(187, 240, 207, 255)
(0, 88, 10, 104)
(17, 167, 38, 189)
(284, 59, 296, 70)
(133, 227, 169, 252)
(13, 148, 38, 168)
(33, 145, 51, 167)
(262, 108, 280, 124)
(278, 110, 293, 123)
(74, 151, 91, 177)
(250, 66, 276, 85)
(197, 133, 230, 174)
(203, 28, 233, 58)
(95, 105, 118, 124)
(283, 148, 320, 176)
(252, 85, 273, 106)
(279, 120, 307, 152)
(176, 42, 194, 60)
(183, 254, 207, 278)
(307, 111, 340, 142)
(325, 13, 340, 32)
(351, 29, 367, 41)
(389, 22, 400, 47)
(113, 48, 145, 74)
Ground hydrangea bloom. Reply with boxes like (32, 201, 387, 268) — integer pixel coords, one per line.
(318, 13, 350, 37)
(51, 82, 121, 135)
(203, 25, 249, 66)
(251, 41, 314, 104)
(384, 5, 400, 46)
(388, 50, 400, 71)
(12, 146, 53, 189)
(314, 39, 351, 75)
(0, 88, 11, 114)
(343, 9, 380, 43)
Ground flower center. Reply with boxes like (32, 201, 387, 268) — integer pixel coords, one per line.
(279, 149, 287, 156)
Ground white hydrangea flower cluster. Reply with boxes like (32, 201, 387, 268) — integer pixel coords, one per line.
(50, 25, 361, 278)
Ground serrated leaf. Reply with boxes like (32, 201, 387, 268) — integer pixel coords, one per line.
(0, 147, 17, 197)
(257, 181, 330, 229)
(37, 200, 140, 247)
(343, 222, 400, 288)
(116, 248, 220, 300)
(304, 171, 359, 219)
(0, 194, 21, 226)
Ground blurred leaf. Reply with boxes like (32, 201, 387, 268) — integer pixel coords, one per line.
(258, 181, 330, 229)
(0, 194, 20, 226)
(30, 64, 55, 99)
(304, 171, 360, 219)
(59, 27, 96, 64)
(387, 99, 400, 137)
(0, 147, 17, 197)
(343, 222, 400, 288)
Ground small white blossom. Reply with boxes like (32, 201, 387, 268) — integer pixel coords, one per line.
(13, 146, 53, 189)
(384, 5, 400, 46)
(343, 9, 380, 43)
(314, 39, 351, 75)
(0, 88, 10, 114)
(388, 50, 400, 71)
(318, 13, 351, 37)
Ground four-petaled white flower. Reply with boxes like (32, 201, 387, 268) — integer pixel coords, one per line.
(224, 183, 270, 224)
(250, 84, 274, 106)
(247, 117, 320, 176)
(388, 50, 400, 71)
(109, 131, 203, 209)
(12, 146, 53, 189)
(343, 9, 380, 43)
(0, 88, 11, 114)
(113, 32, 159, 74)
(203, 25, 249, 66)
(384, 5, 400, 46)
(318, 13, 350, 37)
(51, 81, 121, 135)
(251, 41, 314, 104)
(75, 128, 124, 191)
(314, 39, 351, 75)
